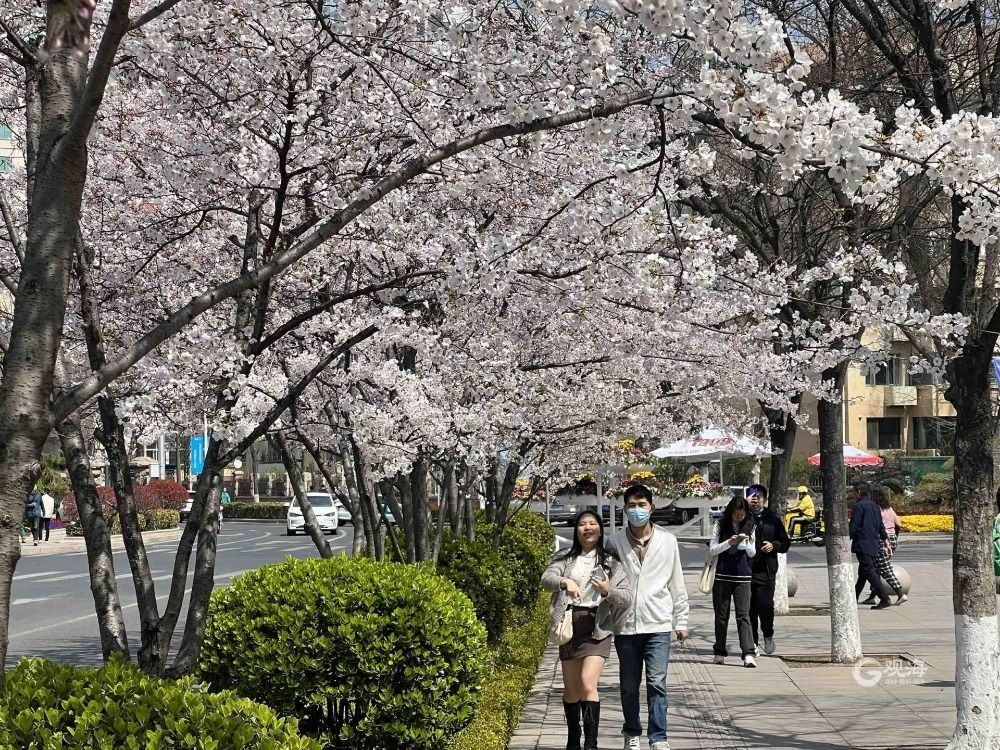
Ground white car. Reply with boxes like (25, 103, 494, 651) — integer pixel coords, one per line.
(179, 490, 223, 525)
(286, 492, 340, 536)
(334, 498, 351, 524)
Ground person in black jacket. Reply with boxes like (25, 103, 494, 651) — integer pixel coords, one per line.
(746, 485, 790, 656)
(849, 481, 891, 609)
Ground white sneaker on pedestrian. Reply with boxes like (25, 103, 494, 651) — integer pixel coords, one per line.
(752, 645, 759, 657)
(712, 655, 725, 665)
(623, 736, 641, 750)
(650, 742, 671, 750)
(743, 655, 758, 668)
(764, 637, 776, 655)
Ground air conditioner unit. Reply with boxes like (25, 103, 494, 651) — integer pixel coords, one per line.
(884, 386, 918, 407)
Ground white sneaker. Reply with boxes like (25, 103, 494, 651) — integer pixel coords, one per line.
(650, 742, 672, 750)
(623, 736, 641, 750)
(764, 637, 776, 655)
(743, 655, 758, 668)
(896, 594, 908, 605)
(752, 645, 760, 657)
(712, 655, 725, 665)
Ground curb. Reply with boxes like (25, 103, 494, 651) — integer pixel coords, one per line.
(19, 528, 183, 557)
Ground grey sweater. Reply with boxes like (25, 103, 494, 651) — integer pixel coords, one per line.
(541, 551, 632, 641)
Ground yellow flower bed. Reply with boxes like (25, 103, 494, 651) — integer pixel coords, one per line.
(900, 515, 954, 533)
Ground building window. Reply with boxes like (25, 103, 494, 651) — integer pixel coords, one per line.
(0, 156, 11, 173)
(865, 357, 903, 386)
(912, 417, 956, 452)
(867, 417, 902, 450)
(0, 125, 11, 140)
(908, 369, 942, 386)
(141, 443, 159, 462)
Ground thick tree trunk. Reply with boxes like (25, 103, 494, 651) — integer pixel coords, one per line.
(818, 362, 862, 663)
(944, 341, 1000, 749)
(350, 439, 383, 560)
(461, 463, 477, 541)
(764, 403, 798, 616)
(168, 470, 222, 677)
(274, 433, 332, 558)
(58, 414, 130, 660)
(445, 460, 461, 535)
(393, 476, 416, 563)
(410, 456, 430, 562)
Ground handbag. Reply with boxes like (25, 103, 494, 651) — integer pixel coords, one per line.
(698, 553, 718, 595)
(550, 605, 574, 645)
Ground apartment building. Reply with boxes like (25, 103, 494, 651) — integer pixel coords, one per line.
(793, 328, 958, 459)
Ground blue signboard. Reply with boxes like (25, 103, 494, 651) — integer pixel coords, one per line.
(189, 435, 207, 475)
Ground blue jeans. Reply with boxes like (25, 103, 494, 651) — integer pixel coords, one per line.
(615, 632, 671, 742)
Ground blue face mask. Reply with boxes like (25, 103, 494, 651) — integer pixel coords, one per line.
(626, 508, 651, 527)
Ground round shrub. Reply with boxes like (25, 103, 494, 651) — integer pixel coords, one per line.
(0, 655, 319, 749)
(60, 486, 116, 523)
(136, 479, 189, 511)
(437, 533, 515, 643)
(199, 556, 486, 750)
(475, 513, 554, 610)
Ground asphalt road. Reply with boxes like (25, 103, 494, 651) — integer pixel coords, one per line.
(6, 521, 950, 668)
(7, 521, 353, 667)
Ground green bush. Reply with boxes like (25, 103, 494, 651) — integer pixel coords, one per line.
(451, 596, 550, 750)
(437, 533, 515, 644)
(200, 556, 487, 750)
(0, 655, 319, 749)
(65, 509, 180, 537)
(475, 512, 554, 609)
(224, 501, 288, 519)
(905, 472, 954, 513)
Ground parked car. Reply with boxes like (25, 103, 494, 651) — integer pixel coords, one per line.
(548, 500, 587, 525)
(652, 501, 694, 526)
(286, 492, 340, 535)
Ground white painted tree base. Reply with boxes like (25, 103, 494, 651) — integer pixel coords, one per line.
(774, 553, 789, 615)
(946, 614, 1000, 750)
(827, 547, 862, 663)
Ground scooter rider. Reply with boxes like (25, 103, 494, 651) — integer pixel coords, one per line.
(786, 486, 816, 538)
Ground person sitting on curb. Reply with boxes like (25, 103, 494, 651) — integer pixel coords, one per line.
(746, 485, 790, 656)
(608, 484, 689, 750)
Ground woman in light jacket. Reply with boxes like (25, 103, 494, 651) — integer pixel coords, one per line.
(709, 495, 758, 668)
(542, 510, 632, 750)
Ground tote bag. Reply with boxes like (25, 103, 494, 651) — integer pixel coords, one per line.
(698, 553, 718, 595)
(549, 606, 574, 645)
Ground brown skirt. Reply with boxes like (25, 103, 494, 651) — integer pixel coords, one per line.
(559, 607, 612, 661)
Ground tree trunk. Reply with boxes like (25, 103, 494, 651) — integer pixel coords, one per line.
(309, 441, 366, 556)
(462, 463, 477, 541)
(58, 413, 130, 660)
(410, 456, 430, 562)
(944, 341, 1000, 749)
(168, 470, 223, 677)
(445, 460, 461, 535)
(273, 433, 332, 558)
(377, 482, 405, 562)
(350, 439, 383, 560)
(818, 362, 862, 663)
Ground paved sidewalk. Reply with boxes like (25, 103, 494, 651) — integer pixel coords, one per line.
(511, 554, 961, 750)
(18, 527, 182, 556)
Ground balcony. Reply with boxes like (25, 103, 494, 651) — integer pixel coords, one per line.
(884, 386, 918, 407)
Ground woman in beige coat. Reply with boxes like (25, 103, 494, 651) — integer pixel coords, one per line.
(542, 510, 632, 750)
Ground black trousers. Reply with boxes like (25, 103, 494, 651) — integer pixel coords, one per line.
(29, 517, 43, 542)
(712, 579, 755, 657)
(42, 517, 52, 541)
(854, 551, 889, 603)
(749, 579, 775, 644)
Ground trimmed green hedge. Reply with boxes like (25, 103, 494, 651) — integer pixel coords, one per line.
(437, 533, 515, 644)
(224, 501, 288, 519)
(0, 655, 319, 749)
(476, 512, 555, 609)
(65, 509, 180, 537)
(200, 556, 487, 750)
(450, 595, 550, 750)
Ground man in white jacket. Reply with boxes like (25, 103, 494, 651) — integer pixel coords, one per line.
(609, 484, 689, 750)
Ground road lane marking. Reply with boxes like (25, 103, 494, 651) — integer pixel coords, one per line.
(9, 569, 252, 640)
(13, 571, 70, 582)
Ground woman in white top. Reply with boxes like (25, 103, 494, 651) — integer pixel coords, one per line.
(709, 495, 758, 667)
(542, 510, 631, 750)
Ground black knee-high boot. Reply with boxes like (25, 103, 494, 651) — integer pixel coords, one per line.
(581, 700, 600, 750)
(563, 701, 582, 750)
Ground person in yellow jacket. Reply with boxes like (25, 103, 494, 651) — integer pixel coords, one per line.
(786, 486, 816, 537)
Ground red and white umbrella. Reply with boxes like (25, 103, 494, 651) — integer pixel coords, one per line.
(808, 444, 884, 467)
